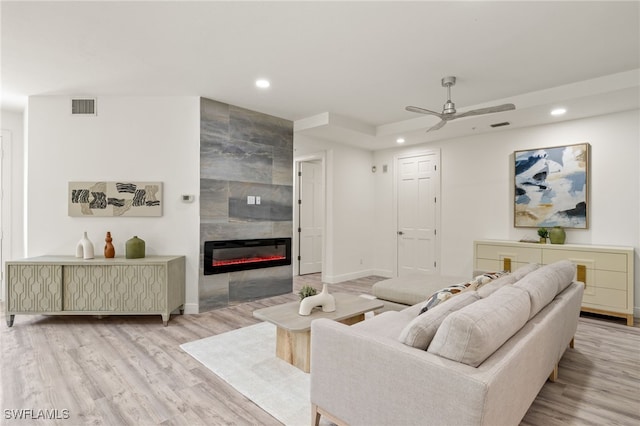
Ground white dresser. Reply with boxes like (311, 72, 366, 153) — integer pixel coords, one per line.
(5, 255, 185, 327)
(474, 240, 635, 326)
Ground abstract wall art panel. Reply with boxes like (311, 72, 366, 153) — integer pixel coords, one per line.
(514, 143, 589, 229)
(69, 181, 163, 217)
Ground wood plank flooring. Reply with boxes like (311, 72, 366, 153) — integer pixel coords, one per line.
(1, 274, 639, 425)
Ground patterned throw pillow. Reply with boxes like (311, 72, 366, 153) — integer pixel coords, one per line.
(419, 271, 509, 315)
(474, 271, 510, 289)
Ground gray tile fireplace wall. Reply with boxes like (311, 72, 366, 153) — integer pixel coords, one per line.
(199, 97, 294, 311)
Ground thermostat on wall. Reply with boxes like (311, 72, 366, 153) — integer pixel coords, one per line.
(181, 194, 195, 203)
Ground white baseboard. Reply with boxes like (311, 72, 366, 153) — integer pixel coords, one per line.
(182, 303, 200, 315)
(323, 269, 393, 284)
(371, 269, 393, 278)
(324, 269, 375, 284)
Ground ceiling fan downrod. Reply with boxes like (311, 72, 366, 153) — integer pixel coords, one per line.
(442, 76, 456, 115)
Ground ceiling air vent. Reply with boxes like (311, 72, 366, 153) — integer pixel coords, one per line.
(490, 121, 510, 128)
(71, 98, 97, 115)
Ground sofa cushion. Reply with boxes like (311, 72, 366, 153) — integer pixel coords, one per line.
(372, 274, 469, 306)
(351, 310, 413, 339)
(427, 285, 531, 367)
(512, 262, 540, 280)
(514, 260, 575, 320)
(399, 291, 480, 350)
(476, 264, 539, 298)
(477, 274, 518, 298)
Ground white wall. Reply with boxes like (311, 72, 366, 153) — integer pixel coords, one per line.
(1, 109, 26, 300)
(373, 109, 640, 314)
(1, 110, 25, 258)
(25, 96, 201, 313)
(294, 134, 375, 282)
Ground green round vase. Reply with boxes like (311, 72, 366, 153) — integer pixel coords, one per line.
(549, 226, 566, 244)
(125, 236, 146, 259)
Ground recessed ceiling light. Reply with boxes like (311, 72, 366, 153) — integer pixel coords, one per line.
(396, 138, 405, 144)
(551, 108, 567, 116)
(255, 79, 270, 89)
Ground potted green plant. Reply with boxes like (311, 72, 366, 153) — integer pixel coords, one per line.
(537, 227, 548, 243)
(298, 285, 318, 300)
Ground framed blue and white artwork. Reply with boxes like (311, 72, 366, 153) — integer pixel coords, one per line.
(514, 143, 589, 229)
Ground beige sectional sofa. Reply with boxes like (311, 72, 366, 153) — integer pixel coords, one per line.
(310, 260, 584, 426)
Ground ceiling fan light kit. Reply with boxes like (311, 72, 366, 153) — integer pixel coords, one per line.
(406, 76, 516, 132)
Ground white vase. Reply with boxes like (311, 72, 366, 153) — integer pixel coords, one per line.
(299, 283, 336, 315)
(76, 232, 95, 259)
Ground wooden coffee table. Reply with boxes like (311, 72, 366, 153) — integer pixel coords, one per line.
(253, 293, 383, 372)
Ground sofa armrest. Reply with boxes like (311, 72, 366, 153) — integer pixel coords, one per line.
(310, 318, 488, 426)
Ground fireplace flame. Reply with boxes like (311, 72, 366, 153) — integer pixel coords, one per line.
(213, 255, 287, 267)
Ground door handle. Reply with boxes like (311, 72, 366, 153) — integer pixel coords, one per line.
(398, 231, 404, 235)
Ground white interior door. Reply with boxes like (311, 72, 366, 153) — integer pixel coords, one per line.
(396, 152, 440, 276)
(298, 161, 323, 275)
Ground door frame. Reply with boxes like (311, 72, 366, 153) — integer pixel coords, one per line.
(0, 131, 13, 301)
(293, 151, 327, 279)
(392, 148, 441, 277)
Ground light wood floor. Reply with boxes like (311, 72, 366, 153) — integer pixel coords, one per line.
(1, 274, 639, 426)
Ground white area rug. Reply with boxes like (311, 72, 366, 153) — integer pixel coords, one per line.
(180, 322, 318, 426)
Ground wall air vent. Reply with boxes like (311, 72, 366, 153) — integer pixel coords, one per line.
(71, 98, 97, 115)
(490, 121, 510, 128)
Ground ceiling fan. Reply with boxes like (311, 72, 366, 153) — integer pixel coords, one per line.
(406, 76, 516, 132)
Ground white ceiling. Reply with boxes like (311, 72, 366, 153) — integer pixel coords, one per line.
(2, 1, 639, 150)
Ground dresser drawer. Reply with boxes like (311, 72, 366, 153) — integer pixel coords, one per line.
(543, 249, 628, 272)
(475, 244, 541, 266)
(582, 287, 628, 310)
(476, 258, 536, 274)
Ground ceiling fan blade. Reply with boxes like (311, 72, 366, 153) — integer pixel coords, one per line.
(406, 105, 444, 118)
(426, 119, 447, 132)
(452, 103, 516, 119)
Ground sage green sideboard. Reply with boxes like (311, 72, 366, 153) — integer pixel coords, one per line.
(5, 255, 185, 327)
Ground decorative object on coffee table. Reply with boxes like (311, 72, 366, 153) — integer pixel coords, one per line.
(104, 231, 115, 258)
(537, 227, 548, 243)
(299, 283, 335, 315)
(126, 235, 145, 259)
(76, 231, 95, 259)
(549, 226, 566, 244)
(298, 285, 317, 300)
(253, 293, 383, 372)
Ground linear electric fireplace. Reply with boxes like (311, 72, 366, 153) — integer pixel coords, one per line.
(204, 238, 292, 275)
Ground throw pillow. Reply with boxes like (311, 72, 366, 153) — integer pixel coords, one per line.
(427, 285, 531, 367)
(419, 271, 509, 314)
(399, 291, 480, 350)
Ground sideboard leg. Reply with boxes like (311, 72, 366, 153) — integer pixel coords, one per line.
(7, 315, 15, 327)
(162, 314, 169, 327)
